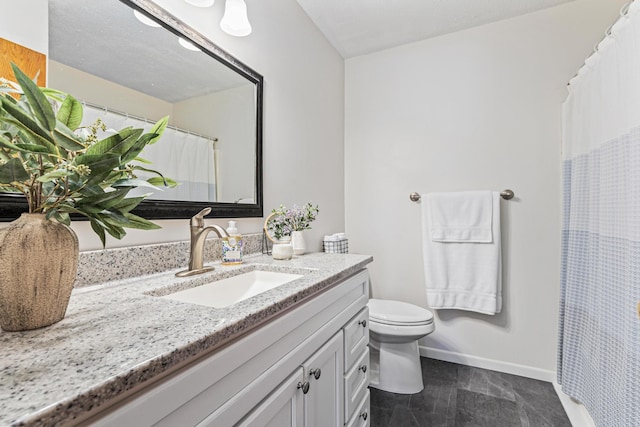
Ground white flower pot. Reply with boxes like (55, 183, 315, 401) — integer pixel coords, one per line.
(291, 230, 306, 255)
(272, 237, 293, 260)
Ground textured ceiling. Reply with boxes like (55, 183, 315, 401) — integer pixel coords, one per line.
(48, 0, 577, 97)
(295, 0, 575, 58)
(49, 0, 247, 103)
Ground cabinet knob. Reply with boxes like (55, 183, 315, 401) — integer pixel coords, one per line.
(360, 411, 368, 421)
(360, 365, 367, 373)
(358, 319, 367, 328)
(297, 381, 310, 394)
(309, 368, 322, 380)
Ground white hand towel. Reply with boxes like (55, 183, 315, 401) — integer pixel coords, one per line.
(427, 191, 493, 242)
(422, 191, 502, 315)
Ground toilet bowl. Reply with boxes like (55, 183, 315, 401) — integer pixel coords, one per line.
(368, 298, 435, 394)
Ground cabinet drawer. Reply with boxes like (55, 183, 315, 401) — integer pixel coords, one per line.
(345, 390, 370, 427)
(344, 347, 369, 422)
(343, 307, 369, 371)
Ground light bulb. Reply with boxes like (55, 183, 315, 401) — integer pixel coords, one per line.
(184, 0, 215, 7)
(220, 0, 252, 37)
(133, 10, 161, 28)
(178, 38, 201, 52)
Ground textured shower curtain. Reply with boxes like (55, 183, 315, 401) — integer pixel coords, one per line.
(81, 106, 218, 202)
(559, 2, 640, 426)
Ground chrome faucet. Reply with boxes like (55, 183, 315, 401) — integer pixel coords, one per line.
(176, 207, 229, 277)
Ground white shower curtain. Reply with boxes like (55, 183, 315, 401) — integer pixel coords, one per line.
(81, 105, 217, 202)
(559, 2, 640, 426)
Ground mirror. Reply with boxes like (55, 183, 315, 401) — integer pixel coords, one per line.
(0, 0, 263, 220)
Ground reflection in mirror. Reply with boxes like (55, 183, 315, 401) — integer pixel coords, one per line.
(0, 0, 262, 219)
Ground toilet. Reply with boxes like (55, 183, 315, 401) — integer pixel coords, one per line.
(367, 298, 435, 394)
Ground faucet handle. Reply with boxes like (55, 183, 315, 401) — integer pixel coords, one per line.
(190, 207, 212, 227)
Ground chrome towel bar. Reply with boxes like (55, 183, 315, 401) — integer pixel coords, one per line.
(409, 189, 514, 202)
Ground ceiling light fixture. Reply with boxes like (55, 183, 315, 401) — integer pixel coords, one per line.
(184, 0, 215, 7)
(133, 10, 161, 27)
(220, 0, 252, 37)
(178, 37, 202, 52)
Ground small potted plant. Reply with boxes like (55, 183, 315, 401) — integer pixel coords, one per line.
(264, 202, 319, 258)
(0, 63, 174, 331)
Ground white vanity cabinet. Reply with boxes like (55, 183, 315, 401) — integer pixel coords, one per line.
(345, 392, 371, 427)
(236, 368, 305, 427)
(343, 308, 370, 426)
(86, 269, 370, 427)
(301, 332, 344, 426)
(238, 332, 344, 426)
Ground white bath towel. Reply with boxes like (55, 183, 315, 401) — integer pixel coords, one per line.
(422, 191, 502, 315)
(428, 191, 493, 242)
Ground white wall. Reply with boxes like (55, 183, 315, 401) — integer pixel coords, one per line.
(3, 0, 345, 251)
(0, 0, 48, 55)
(345, 0, 626, 376)
(173, 85, 256, 203)
(49, 61, 173, 121)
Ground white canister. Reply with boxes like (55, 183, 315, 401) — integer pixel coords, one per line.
(272, 237, 293, 260)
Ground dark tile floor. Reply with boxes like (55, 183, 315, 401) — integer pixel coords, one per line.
(370, 358, 572, 427)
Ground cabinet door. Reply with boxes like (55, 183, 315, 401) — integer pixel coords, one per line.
(303, 332, 344, 427)
(237, 368, 305, 427)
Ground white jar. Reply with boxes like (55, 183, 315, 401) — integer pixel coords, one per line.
(272, 237, 293, 260)
(291, 230, 306, 255)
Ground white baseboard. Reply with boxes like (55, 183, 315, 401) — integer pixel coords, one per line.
(419, 346, 555, 381)
(418, 346, 595, 427)
(552, 382, 596, 427)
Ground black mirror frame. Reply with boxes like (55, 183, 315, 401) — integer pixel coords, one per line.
(0, 0, 263, 221)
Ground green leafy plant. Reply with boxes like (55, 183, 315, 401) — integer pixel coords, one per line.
(0, 63, 176, 246)
(266, 202, 319, 240)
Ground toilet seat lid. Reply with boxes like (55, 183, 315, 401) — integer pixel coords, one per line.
(368, 299, 434, 326)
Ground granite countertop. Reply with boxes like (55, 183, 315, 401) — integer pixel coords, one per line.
(0, 252, 373, 426)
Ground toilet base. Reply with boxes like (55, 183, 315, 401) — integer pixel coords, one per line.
(368, 338, 424, 394)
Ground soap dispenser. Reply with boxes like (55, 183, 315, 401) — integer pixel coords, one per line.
(222, 221, 243, 265)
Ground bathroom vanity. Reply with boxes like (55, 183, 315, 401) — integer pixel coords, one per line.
(0, 253, 372, 426)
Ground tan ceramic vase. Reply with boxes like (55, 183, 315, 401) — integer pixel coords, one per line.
(0, 213, 79, 331)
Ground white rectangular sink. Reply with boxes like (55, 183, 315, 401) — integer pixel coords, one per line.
(161, 270, 304, 308)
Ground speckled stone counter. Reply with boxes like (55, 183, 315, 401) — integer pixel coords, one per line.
(0, 252, 373, 426)
(74, 233, 264, 287)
